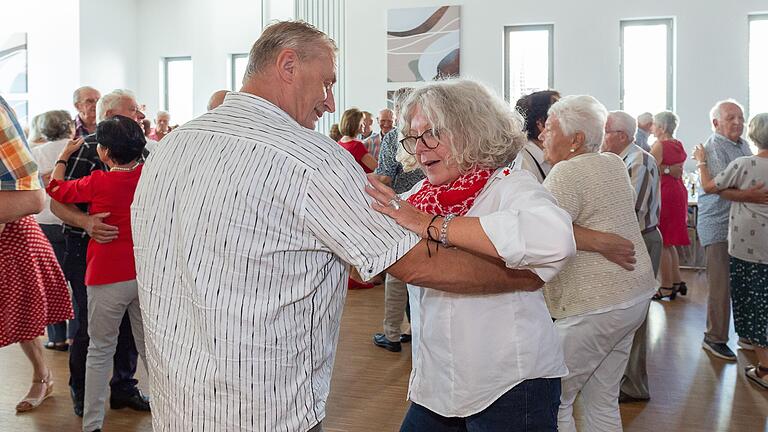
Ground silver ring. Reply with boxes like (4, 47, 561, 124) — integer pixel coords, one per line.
(388, 197, 401, 210)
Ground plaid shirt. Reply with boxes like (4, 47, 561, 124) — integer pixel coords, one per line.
(74, 114, 95, 137)
(360, 132, 382, 160)
(0, 96, 42, 191)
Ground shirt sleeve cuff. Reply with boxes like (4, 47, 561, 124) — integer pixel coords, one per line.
(355, 232, 421, 281)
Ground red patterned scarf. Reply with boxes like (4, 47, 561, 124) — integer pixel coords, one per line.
(407, 169, 495, 216)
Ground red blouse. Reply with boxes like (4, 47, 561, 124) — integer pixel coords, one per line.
(47, 165, 143, 286)
(338, 139, 373, 173)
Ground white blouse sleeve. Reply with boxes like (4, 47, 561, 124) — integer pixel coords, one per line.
(478, 177, 576, 282)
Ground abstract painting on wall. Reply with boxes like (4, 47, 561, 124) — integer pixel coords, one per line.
(0, 33, 29, 125)
(387, 6, 460, 82)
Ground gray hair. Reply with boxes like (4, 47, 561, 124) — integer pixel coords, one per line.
(156, 110, 170, 120)
(748, 113, 768, 150)
(637, 112, 653, 127)
(392, 87, 413, 117)
(397, 79, 526, 173)
(548, 95, 608, 153)
(709, 99, 744, 122)
(39, 110, 73, 141)
(96, 89, 136, 122)
(27, 113, 46, 142)
(72, 86, 98, 105)
(653, 111, 679, 135)
(608, 111, 637, 142)
(244, 20, 337, 80)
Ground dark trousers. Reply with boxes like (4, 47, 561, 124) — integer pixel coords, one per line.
(63, 234, 139, 399)
(400, 378, 561, 432)
(41, 224, 78, 342)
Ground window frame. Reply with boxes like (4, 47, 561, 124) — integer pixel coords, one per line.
(162, 56, 192, 112)
(619, 18, 674, 112)
(503, 24, 554, 104)
(230, 53, 249, 91)
(748, 13, 768, 119)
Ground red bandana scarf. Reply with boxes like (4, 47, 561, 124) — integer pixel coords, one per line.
(407, 169, 495, 216)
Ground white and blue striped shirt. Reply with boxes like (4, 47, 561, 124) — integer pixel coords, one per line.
(131, 92, 419, 431)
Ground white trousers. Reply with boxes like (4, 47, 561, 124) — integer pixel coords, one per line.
(555, 299, 650, 432)
(83, 280, 148, 432)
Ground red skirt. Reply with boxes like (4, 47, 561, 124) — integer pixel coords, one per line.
(0, 216, 73, 347)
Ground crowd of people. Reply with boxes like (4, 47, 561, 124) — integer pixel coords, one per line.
(1, 19, 767, 432)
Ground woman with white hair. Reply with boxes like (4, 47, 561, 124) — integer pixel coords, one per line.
(650, 111, 690, 300)
(694, 113, 768, 390)
(539, 95, 657, 432)
(366, 78, 576, 430)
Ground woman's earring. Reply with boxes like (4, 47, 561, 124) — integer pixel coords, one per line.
(569, 148, 576, 153)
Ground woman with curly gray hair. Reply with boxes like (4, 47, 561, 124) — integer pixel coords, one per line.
(365, 78, 576, 431)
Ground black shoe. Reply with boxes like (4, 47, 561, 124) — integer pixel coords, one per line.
(702, 340, 736, 361)
(373, 333, 402, 352)
(110, 390, 151, 412)
(618, 391, 650, 403)
(70, 387, 84, 417)
(400, 334, 412, 343)
(675, 281, 688, 296)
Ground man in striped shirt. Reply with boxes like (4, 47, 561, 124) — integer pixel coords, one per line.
(132, 21, 544, 432)
(603, 110, 662, 403)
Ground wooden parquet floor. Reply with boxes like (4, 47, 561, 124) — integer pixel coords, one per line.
(1, 270, 766, 431)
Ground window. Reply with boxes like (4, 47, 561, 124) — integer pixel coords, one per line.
(749, 14, 768, 118)
(161, 56, 193, 124)
(504, 24, 554, 105)
(0, 33, 29, 126)
(231, 54, 249, 91)
(620, 19, 674, 116)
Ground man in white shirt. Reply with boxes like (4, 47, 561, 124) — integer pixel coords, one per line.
(131, 21, 544, 432)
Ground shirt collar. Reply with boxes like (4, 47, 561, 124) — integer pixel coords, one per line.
(713, 132, 746, 147)
(223, 92, 303, 129)
(619, 143, 639, 160)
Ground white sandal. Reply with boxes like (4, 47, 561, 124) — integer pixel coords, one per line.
(745, 365, 768, 390)
(15, 372, 54, 412)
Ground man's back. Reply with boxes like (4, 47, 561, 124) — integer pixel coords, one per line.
(132, 93, 416, 431)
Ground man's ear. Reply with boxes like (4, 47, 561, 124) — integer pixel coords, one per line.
(275, 48, 299, 84)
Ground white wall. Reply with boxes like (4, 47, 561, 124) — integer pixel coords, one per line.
(79, 0, 139, 96)
(134, 0, 262, 121)
(3, 0, 80, 119)
(345, 0, 768, 167)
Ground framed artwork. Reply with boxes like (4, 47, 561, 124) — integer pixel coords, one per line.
(387, 6, 460, 83)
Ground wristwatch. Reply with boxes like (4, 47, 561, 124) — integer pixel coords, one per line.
(663, 166, 670, 175)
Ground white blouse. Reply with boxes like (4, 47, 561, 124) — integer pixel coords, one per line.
(403, 167, 576, 417)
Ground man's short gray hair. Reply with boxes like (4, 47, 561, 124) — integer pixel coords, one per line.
(653, 111, 679, 135)
(72, 86, 98, 105)
(709, 99, 744, 122)
(548, 95, 608, 153)
(608, 111, 637, 143)
(397, 79, 526, 173)
(244, 20, 337, 81)
(96, 89, 136, 122)
(748, 113, 768, 150)
(637, 112, 653, 127)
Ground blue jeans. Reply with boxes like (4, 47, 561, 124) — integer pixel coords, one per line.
(400, 378, 561, 432)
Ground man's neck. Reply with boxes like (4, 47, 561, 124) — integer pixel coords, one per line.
(79, 115, 96, 133)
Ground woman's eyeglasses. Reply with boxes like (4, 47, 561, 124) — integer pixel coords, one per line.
(400, 129, 440, 155)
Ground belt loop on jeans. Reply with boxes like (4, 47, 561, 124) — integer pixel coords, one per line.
(62, 226, 88, 238)
(641, 225, 658, 235)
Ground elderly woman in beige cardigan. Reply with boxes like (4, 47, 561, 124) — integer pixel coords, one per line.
(539, 95, 658, 432)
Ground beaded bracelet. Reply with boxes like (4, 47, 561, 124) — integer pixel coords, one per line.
(439, 214, 456, 248)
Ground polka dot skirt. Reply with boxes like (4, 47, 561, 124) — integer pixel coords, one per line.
(0, 216, 73, 347)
